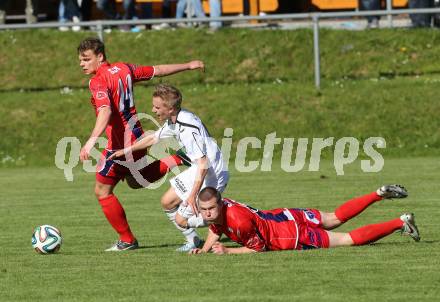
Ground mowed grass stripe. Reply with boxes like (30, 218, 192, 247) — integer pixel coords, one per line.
(0, 158, 438, 301)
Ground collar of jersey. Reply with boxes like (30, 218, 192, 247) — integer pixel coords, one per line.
(96, 61, 111, 74)
(167, 109, 182, 126)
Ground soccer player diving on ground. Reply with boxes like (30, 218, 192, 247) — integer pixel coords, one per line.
(190, 185, 420, 255)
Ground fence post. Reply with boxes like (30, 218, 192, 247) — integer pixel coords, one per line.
(96, 21, 104, 42)
(312, 14, 321, 90)
(386, 0, 393, 27)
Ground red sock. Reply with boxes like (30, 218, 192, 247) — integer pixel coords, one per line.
(349, 218, 403, 245)
(335, 192, 382, 223)
(99, 194, 135, 243)
(141, 155, 183, 183)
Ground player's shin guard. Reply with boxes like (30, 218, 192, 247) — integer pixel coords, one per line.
(349, 218, 403, 245)
(98, 194, 136, 243)
(335, 192, 382, 223)
(141, 155, 183, 183)
(164, 207, 200, 243)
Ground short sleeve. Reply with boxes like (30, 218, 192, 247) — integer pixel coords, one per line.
(230, 208, 266, 252)
(128, 64, 155, 82)
(89, 78, 111, 110)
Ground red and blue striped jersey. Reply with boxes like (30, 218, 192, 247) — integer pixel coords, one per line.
(89, 62, 155, 150)
(209, 198, 299, 252)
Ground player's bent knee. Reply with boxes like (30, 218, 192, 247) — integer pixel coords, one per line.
(160, 191, 181, 210)
(175, 214, 188, 228)
(94, 183, 113, 200)
(94, 188, 108, 200)
(160, 195, 174, 210)
(321, 212, 342, 230)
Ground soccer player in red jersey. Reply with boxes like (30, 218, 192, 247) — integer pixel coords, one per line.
(77, 37, 205, 251)
(190, 185, 420, 255)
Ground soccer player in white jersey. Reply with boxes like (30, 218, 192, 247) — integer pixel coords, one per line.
(109, 84, 229, 251)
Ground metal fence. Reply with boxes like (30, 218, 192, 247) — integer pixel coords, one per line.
(1, 7, 440, 89)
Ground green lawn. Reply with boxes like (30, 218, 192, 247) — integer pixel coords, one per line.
(1, 158, 438, 301)
(2, 75, 440, 167)
(1, 27, 440, 301)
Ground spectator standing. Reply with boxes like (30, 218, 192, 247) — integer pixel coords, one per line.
(0, 0, 39, 24)
(97, 0, 136, 21)
(59, 0, 81, 31)
(176, 0, 206, 21)
(359, 0, 381, 29)
(209, 0, 221, 29)
(0, 0, 6, 25)
(409, 0, 432, 27)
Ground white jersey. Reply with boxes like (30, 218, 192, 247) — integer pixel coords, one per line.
(154, 109, 226, 178)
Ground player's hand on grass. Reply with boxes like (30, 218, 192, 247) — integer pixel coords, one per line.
(189, 248, 203, 255)
(211, 242, 228, 255)
(188, 60, 204, 72)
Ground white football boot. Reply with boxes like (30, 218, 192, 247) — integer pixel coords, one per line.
(377, 184, 408, 199)
(176, 236, 204, 252)
(400, 213, 420, 242)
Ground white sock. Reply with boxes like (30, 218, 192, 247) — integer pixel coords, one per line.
(164, 207, 199, 243)
(182, 228, 199, 244)
(187, 215, 207, 228)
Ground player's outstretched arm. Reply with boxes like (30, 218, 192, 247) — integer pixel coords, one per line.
(211, 242, 257, 255)
(186, 156, 209, 215)
(154, 60, 204, 77)
(108, 132, 158, 160)
(80, 107, 112, 162)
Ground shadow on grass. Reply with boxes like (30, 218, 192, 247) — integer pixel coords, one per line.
(137, 237, 233, 250)
(138, 243, 181, 249)
(369, 240, 437, 246)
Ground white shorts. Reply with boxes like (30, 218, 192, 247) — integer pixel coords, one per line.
(170, 165, 229, 219)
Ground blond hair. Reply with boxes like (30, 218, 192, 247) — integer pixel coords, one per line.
(153, 84, 182, 109)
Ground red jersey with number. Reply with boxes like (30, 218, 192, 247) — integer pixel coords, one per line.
(209, 198, 300, 252)
(89, 62, 155, 150)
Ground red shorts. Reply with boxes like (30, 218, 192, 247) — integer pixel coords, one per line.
(289, 208, 330, 250)
(96, 149, 145, 186)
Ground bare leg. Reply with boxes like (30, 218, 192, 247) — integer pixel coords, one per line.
(94, 181, 114, 199)
(161, 187, 183, 211)
(326, 231, 354, 248)
(320, 211, 343, 230)
(161, 187, 200, 246)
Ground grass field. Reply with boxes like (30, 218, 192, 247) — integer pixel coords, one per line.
(1, 158, 438, 301)
(1, 28, 440, 301)
(2, 75, 440, 167)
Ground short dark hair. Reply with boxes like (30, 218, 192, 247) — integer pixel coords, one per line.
(77, 37, 106, 60)
(198, 187, 222, 204)
(153, 84, 182, 110)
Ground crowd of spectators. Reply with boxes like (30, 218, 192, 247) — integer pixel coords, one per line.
(0, 0, 439, 31)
